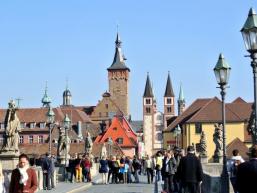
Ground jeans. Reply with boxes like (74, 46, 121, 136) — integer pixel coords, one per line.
(127, 171, 132, 183)
(69, 168, 75, 182)
(146, 168, 154, 184)
(134, 170, 139, 183)
(164, 174, 174, 193)
(156, 170, 161, 181)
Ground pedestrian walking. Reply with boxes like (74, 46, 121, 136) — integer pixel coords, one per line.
(49, 155, 56, 189)
(74, 154, 82, 183)
(161, 150, 177, 193)
(99, 155, 109, 184)
(155, 152, 163, 181)
(9, 153, 38, 193)
(177, 146, 203, 193)
(236, 146, 257, 193)
(126, 157, 133, 183)
(68, 156, 76, 183)
(132, 156, 141, 183)
(145, 155, 155, 184)
(227, 149, 244, 193)
(41, 153, 51, 190)
(107, 156, 113, 183)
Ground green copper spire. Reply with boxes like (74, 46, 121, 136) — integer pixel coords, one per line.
(178, 83, 185, 102)
(41, 81, 51, 107)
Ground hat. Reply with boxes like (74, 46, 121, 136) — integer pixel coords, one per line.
(187, 145, 195, 153)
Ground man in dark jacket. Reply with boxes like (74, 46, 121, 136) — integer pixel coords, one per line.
(41, 153, 51, 190)
(236, 146, 257, 193)
(177, 146, 203, 193)
(161, 150, 177, 193)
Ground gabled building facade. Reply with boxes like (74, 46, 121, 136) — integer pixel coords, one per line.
(94, 113, 137, 157)
(163, 97, 252, 161)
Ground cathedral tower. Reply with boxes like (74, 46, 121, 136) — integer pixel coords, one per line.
(107, 33, 130, 117)
(178, 83, 186, 115)
(163, 72, 175, 129)
(143, 73, 156, 156)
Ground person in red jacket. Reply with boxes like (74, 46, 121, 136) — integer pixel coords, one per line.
(9, 153, 38, 193)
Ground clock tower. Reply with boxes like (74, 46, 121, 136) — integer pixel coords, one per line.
(107, 33, 130, 117)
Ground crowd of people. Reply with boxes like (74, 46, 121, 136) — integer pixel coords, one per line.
(0, 145, 256, 193)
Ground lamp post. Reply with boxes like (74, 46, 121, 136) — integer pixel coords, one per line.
(213, 53, 231, 193)
(63, 114, 71, 182)
(241, 8, 257, 146)
(46, 106, 55, 155)
(108, 137, 113, 158)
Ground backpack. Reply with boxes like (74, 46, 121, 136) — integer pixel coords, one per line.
(230, 161, 238, 178)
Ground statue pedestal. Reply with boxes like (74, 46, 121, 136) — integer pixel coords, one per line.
(59, 154, 70, 165)
(213, 154, 222, 163)
(200, 155, 208, 164)
(0, 151, 20, 171)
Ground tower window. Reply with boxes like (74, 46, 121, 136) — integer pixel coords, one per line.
(146, 107, 151, 113)
(105, 104, 109, 109)
(145, 98, 152, 105)
(166, 98, 173, 105)
(167, 107, 172, 113)
(195, 123, 202, 134)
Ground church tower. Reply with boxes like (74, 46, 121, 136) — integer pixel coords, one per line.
(143, 73, 156, 156)
(163, 72, 175, 129)
(178, 83, 186, 115)
(63, 82, 72, 106)
(107, 32, 130, 117)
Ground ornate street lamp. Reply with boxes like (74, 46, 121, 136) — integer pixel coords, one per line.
(108, 137, 113, 158)
(63, 114, 71, 182)
(46, 106, 55, 155)
(213, 53, 231, 193)
(241, 8, 257, 146)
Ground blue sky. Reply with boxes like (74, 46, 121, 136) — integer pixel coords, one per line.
(0, 1, 256, 120)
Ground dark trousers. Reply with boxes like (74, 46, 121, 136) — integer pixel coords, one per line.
(181, 182, 199, 193)
(43, 172, 51, 190)
(146, 168, 154, 184)
(112, 170, 119, 183)
(164, 173, 174, 193)
(107, 170, 112, 183)
(69, 168, 75, 182)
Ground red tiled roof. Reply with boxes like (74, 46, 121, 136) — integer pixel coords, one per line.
(164, 98, 212, 132)
(165, 97, 252, 132)
(226, 138, 249, 161)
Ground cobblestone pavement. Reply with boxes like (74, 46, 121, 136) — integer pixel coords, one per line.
(80, 175, 155, 193)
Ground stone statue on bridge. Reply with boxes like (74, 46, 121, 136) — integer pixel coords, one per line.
(85, 131, 93, 154)
(213, 123, 223, 162)
(1, 100, 21, 154)
(58, 128, 70, 157)
(199, 131, 207, 157)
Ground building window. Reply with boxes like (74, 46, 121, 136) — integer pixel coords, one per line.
(113, 127, 117, 131)
(195, 123, 202, 134)
(167, 98, 172, 104)
(99, 112, 102, 117)
(0, 136, 3, 144)
(20, 122, 26, 128)
(167, 107, 172, 113)
(146, 107, 151, 113)
(29, 135, 33, 144)
(145, 98, 151, 105)
(105, 104, 108, 109)
(30, 123, 36, 129)
(38, 136, 44, 144)
(116, 138, 123, 144)
(39, 123, 45, 129)
(19, 136, 24, 144)
(0, 123, 4, 129)
(106, 112, 108, 117)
